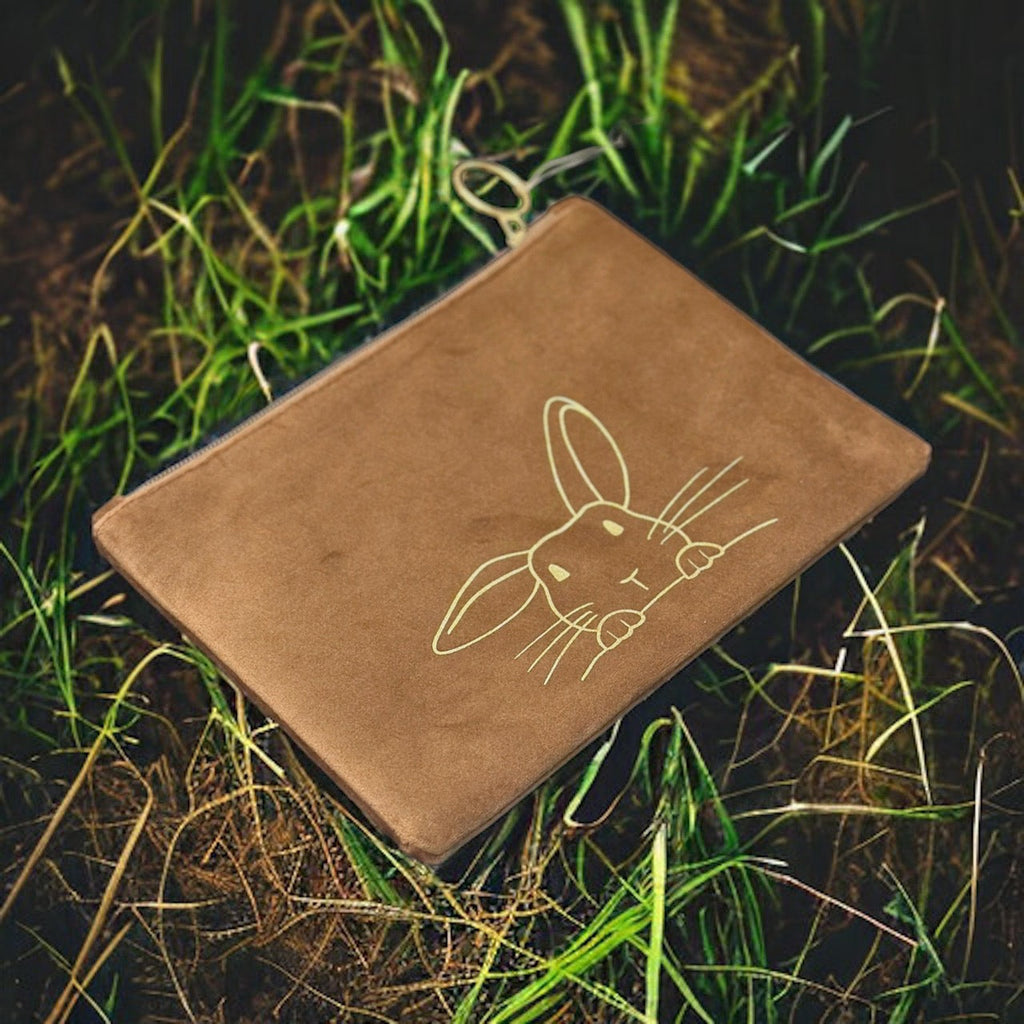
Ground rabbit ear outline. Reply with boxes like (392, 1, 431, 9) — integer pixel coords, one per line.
(433, 550, 539, 654)
(543, 397, 630, 515)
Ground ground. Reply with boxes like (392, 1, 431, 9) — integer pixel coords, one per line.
(1, 2, 1022, 1021)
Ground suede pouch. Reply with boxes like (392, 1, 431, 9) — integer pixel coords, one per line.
(92, 195, 931, 864)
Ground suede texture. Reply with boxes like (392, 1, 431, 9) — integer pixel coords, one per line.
(92, 197, 931, 864)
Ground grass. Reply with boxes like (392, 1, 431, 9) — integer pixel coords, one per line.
(1, 0, 1022, 1020)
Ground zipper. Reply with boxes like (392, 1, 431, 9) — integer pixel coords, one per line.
(107, 199, 569, 510)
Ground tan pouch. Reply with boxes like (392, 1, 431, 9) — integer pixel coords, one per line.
(92, 192, 930, 864)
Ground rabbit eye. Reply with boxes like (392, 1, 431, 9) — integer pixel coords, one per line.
(547, 563, 571, 582)
(602, 519, 624, 536)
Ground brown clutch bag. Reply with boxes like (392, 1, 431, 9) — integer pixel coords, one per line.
(92, 192, 930, 863)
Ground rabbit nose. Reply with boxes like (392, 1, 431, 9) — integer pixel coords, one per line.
(618, 567, 650, 591)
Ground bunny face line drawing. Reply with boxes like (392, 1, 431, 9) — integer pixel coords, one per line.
(433, 397, 778, 686)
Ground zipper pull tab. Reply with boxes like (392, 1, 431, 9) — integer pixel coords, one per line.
(452, 131, 627, 249)
(451, 159, 532, 248)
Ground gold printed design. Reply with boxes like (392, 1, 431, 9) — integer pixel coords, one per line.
(433, 397, 778, 685)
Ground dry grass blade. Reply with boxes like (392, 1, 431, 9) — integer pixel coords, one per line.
(0, 644, 173, 926)
(844, 621, 1024, 703)
(754, 865, 916, 949)
(43, 768, 153, 1024)
(840, 543, 934, 804)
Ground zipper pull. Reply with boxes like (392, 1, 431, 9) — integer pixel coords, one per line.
(452, 132, 627, 249)
(451, 159, 532, 248)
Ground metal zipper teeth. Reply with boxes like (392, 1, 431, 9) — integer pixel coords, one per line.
(128, 346, 355, 494)
(129, 318, 383, 493)
(120, 205, 559, 502)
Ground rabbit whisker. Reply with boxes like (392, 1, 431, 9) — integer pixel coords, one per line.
(722, 517, 779, 549)
(648, 466, 707, 540)
(659, 456, 743, 536)
(529, 623, 574, 672)
(580, 648, 605, 683)
(515, 602, 592, 659)
(660, 476, 749, 544)
(528, 608, 594, 672)
(543, 626, 587, 686)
